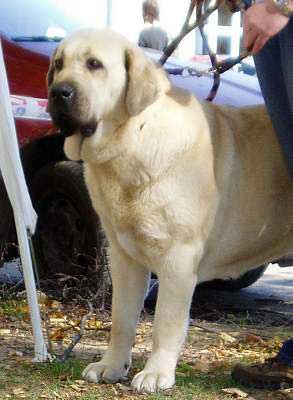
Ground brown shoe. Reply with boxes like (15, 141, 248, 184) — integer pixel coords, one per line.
(232, 357, 293, 390)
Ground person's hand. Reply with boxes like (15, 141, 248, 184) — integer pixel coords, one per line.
(243, 0, 290, 54)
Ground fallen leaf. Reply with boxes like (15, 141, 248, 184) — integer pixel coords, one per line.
(87, 320, 103, 330)
(275, 389, 293, 399)
(243, 334, 265, 344)
(0, 329, 11, 335)
(74, 380, 85, 384)
(116, 383, 132, 391)
(8, 350, 23, 357)
(50, 300, 61, 309)
(69, 384, 80, 391)
(12, 387, 26, 397)
(192, 360, 211, 372)
(112, 385, 118, 395)
(222, 387, 249, 398)
(50, 328, 66, 341)
(220, 332, 237, 343)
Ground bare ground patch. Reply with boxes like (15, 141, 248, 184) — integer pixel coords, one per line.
(0, 294, 292, 400)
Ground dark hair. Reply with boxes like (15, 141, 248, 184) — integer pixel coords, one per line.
(142, 0, 160, 21)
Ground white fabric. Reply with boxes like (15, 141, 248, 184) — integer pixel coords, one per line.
(0, 40, 47, 361)
(0, 42, 37, 232)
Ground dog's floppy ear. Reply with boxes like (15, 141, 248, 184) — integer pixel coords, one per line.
(47, 48, 57, 88)
(125, 47, 159, 116)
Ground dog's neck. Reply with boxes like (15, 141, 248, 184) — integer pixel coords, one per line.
(88, 98, 204, 189)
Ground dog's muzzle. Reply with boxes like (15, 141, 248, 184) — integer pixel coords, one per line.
(48, 83, 97, 138)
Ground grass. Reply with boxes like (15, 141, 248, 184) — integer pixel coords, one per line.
(0, 297, 29, 320)
(0, 357, 241, 399)
(0, 295, 291, 399)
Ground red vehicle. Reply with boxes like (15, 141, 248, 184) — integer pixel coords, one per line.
(1, 32, 101, 277)
(2, 1, 287, 290)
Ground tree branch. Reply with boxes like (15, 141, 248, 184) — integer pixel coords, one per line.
(59, 300, 94, 362)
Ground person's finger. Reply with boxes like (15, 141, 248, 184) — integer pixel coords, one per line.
(251, 35, 270, 54)
(243, 14, 250, 44)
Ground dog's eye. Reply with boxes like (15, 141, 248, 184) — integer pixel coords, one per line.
(54, 59, 63, 71)
(86, 58, 104, 71)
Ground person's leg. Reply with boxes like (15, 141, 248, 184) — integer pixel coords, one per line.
(279, 19, 293, 117)
(254, 23, 293, 177)
(232, 30, 293, 388)
(279, 18, 293, 174)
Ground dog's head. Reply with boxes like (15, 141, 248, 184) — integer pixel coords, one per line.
(47, 29, 161, 160)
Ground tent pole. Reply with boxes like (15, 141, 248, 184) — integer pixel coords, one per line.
(15, 216, 48, 361)
(0, 41, 48, 361)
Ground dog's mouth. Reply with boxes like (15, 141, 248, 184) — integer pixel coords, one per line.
(51, 113, 98, 138)
(80, 121, 98, 137)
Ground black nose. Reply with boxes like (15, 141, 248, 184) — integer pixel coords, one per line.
(51, 84, 75, 103)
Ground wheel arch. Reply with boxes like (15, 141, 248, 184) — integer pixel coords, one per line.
(20, 133, 67, 184)
(0, 132, 67, 246)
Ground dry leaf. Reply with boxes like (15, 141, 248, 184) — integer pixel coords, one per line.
(275, 389, 293, 400)
(50, 328, 66, 341)
(50, 300, 61, 309)
(12, 387, 26, 397)
(8, 350, 23, 357)
(0, 329, 11, 335)
(87, 320, 103, 330)
(220, 332, 237, 343)
(112, 386, 118, 395)
(222, 387, 249, 398)
(74, 380, 86, 385)
(116, 383, 132, 391)
(69, 384, 80, 391)
(243, 334, 265, 344)
(192, 360, 211, 372)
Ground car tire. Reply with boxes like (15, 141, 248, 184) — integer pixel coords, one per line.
(29, 161, 105, 278)
(197, 265, 268, 292)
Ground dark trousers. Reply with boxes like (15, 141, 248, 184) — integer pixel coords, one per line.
(254, 19, 293, 178)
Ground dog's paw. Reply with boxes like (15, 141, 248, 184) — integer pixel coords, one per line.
(82, 361, 128, 384)
(131, 369, 175, 393)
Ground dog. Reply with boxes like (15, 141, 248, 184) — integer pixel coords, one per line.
(47, 28, 293, 393)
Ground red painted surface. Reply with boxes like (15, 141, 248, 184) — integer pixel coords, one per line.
(15, 119, 54, 147)
(1, 34, 54, 145)
(2, 35, 49, 98)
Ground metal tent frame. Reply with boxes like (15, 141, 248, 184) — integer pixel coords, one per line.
(0, 40, 48, 362)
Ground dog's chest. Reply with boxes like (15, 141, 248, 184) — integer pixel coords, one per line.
(84, 165, 194, 261)
(105, 186, 172, 258)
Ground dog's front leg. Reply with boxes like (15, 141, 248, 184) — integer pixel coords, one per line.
(131, 244, 200, 393)
(82, 244, 150, 384)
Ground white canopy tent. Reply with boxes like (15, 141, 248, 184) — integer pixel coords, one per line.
(0, 40, 48, 361)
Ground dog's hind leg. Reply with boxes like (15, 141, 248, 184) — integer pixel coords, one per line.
(82, 244, 150, 384)
(131, 243, 202, 393)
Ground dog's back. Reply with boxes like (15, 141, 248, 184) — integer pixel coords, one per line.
(196, 101, 293, 283)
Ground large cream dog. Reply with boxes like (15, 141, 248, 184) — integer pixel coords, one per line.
(47, 29, 293, 393)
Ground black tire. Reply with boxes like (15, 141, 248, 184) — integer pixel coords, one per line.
(30, 161, 104, 278)
(197, 265, 268, 292)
